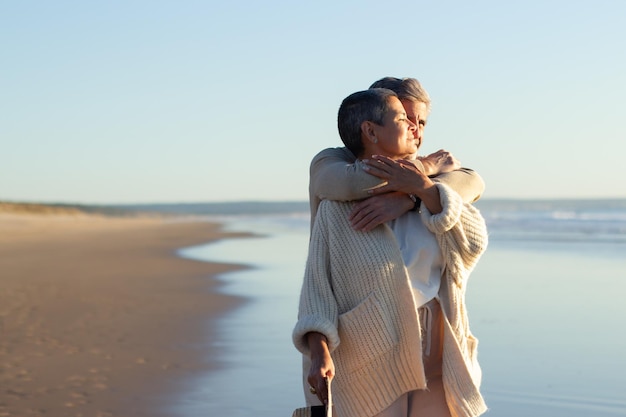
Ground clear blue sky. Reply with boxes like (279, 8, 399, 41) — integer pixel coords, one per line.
(2, 1, 625, 204)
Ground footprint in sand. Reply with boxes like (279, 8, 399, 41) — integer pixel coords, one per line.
(70, 391, 88, 399)
(5, 388, 26, 398)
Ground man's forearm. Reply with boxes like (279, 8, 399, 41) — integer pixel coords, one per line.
(431, 168, 485, 203)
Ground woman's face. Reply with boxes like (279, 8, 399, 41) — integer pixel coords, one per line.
(371, 96, 418, 159)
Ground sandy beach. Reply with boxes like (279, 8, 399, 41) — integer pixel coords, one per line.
(0, 206, 248, 417)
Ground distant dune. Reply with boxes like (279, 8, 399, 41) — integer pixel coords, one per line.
(0, 201, 88, 215)
(0, 201, 141, 217)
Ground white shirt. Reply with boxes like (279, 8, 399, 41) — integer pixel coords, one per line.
(388, 212, 443, 308)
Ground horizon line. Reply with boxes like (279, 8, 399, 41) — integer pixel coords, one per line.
(3, 196, 626, 208)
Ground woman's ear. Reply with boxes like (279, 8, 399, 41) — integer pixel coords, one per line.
(361, 121, 378, 144)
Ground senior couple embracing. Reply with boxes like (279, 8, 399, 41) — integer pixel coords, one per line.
(292, 77, 488, 417)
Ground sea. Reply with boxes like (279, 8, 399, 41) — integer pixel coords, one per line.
(149, 199, 626, 417)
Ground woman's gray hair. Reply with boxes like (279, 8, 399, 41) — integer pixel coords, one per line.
(369, 77, 431, 110)
(337, 88, 397, 157)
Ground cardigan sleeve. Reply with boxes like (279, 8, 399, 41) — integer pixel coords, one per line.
(293, 201, 341, 356)
(431, 168, 485, 203)
(420, 183, 488, 276)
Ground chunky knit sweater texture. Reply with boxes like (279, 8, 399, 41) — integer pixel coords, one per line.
(293, 183, 488, 417)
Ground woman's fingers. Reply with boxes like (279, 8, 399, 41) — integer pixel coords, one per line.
(307, 349, 334, 405)
(362, 160, 391, 178)
(371, 154, 395, 165)
(363, 156, 428, 195)
(308, 373, 332, 404)
(307, 376, 324, 403)
(366, 155, 408, 174)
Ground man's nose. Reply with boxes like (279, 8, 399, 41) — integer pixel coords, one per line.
(415, 124, 422, 138)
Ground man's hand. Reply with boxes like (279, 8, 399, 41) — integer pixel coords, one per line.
(349, 192, 414, 232)
(419, 149, 460, 176)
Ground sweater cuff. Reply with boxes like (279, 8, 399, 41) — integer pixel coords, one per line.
(419, 183, 464, 234)
(292, 315, 340, 356)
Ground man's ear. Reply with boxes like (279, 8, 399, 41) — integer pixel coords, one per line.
(361, 121, 378, 144)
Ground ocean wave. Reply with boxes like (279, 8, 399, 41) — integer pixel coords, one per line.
(477, 200, 626, 243)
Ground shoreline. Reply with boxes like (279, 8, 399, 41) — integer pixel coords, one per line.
(0, 210, 252, 417)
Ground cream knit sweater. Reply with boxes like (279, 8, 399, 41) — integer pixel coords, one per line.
(293, 183, 488, 417)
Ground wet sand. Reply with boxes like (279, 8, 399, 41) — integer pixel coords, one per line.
(0, 209, 248, 417)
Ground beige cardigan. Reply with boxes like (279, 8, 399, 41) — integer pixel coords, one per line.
(293, 183, 488, 417)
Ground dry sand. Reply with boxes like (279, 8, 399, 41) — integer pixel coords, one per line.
(0, 208, 249, 417)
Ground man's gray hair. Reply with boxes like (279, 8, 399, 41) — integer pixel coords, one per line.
(369, 77, 431, 111)
(337, 88, 397, 157)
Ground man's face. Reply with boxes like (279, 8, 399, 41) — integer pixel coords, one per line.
(400, 99, 429, 150)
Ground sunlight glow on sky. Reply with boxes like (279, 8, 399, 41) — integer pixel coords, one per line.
(2, 1, 625, 204)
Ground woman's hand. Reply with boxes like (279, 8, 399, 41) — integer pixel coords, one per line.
(363, 155, 442, 214)
(306, 332, 335, 405)
(363, 155, 429, 195)
(349, 192, 413, 232)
